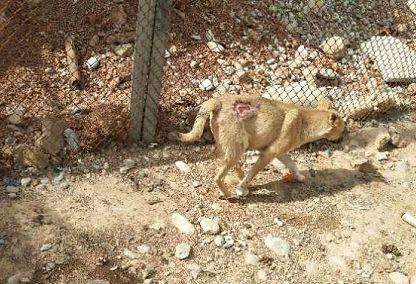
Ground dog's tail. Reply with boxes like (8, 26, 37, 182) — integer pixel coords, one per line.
(168, 98, 221, 143)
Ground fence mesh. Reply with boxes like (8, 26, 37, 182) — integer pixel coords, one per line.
(1, 0, 416, 173)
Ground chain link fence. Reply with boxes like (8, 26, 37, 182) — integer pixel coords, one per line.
(1, 0, 416, 174)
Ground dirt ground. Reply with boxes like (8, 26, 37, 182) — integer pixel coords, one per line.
(1, 113, 416, 284)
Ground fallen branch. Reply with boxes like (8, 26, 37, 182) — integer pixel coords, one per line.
(402, 212, 416, 228)
(64, 36, 82, 89)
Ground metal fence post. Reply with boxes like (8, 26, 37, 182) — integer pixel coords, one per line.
(130, 0, 170, 143)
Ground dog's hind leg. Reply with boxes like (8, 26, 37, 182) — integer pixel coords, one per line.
(215, 158, 235, 199)
(234, 162, 245, 181)
(236, 149, 275, 197)
(277, 154, 305, 182)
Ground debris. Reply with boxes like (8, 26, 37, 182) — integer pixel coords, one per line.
(389, 271, 410, 284)
(214, 235, 225, 247)
(320, 36, 346, 60)
(137, 244, 151, 254)
(199, 79, 215, 91)
(64, 128, 80, 152)
(40, 243, 52, 252)
(199, 217, 220, 235)
(381, 244, 402, 257)
(207, 41, 225, 53)
(86, 57, 100, 72)
(171, 213, 195, 235)
(402, 212, 416, 228)
(175, 161, 190, 173)
(263, 81, 323, 107)
(175, 243, 191, 260)
(281, 173, 295, 183)
(264, 235, 290, 256)
(114, 44, 134, 57)
(21, 177, 32, 187)
(64, 36, 82, 89)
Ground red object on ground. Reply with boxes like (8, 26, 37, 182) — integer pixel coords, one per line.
(281, 173, 295, 183)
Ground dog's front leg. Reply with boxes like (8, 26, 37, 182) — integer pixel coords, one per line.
(277, 154, 306, 182)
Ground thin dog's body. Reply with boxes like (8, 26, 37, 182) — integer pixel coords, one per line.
(169, 95, 345, 200)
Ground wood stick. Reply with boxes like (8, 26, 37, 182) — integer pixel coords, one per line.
(64, 36, 82, 89)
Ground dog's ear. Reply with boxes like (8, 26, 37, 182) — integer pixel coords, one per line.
(317, 98, 333, 110)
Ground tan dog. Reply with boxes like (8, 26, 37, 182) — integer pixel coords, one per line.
(169, 95, 345, 200)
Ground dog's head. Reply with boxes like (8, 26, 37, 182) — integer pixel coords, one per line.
(317, 99, 345, 141)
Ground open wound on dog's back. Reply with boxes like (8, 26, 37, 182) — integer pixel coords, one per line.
(234, 101, 259, 120)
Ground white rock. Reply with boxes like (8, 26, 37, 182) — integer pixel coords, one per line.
(137, 244, 151, 254)
(263, 80, 323, 107)
(389, 272, 409, 284)
(408, 0, 416, 14)
(361, 36, 416, 83)
(20, 177, 32, 187)
(40, 243, 52, 252)
(199, 217, 220, 235)
(244, 251, 259, 266)
(175, 243, 191, 260)
(264, 235, 290, 256)
(191, 33, 201, 40)
(6, 186, 19, 194)
(171, 213, 195, 235)
(375, 152, 389, 161)
(214, 235, 225, 247)
(199, 79, 215, 91)
(119, 166, 131, 175)
(123, 248, 138, 259)
(175, 161, 190, 173)
(320, 36, 346, 60)
(223, 235, 234, 248)
(274, 218, 284, 227)
(114, 43, 134, 57)
(186, 263, 201, 279)
(86, 56, 100, 70)
(207, 41, 224, 53)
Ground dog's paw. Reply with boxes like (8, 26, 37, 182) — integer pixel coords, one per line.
(236, 186, 249, 197)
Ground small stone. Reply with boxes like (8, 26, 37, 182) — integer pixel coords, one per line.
(8, 113, 22, 125)
(199, 217, 220, 235)
(123, 158, 136, 168)
(137, 244, 151, 254)
(45, 262, 55, 272)
(175, 243, 191, 260)
(264, 235, 290, 256)
(175, 161, 190, 173)
(320, 36, 346, 60)
(375, 152, 389, 161)
(6, 186, 19, 194)
(123, 248, 138, 259)
(171, 213, 195, 235)
(244, 251, 259, 266)
(389, 271, 409, 284)
(274, 218, 284, 227)
(199, 79, 215, 91)
(207, 41, 224, 53)
(214, 235, 225, 247)
(190, 60, 198, 68)
(52, 172, 65, 184)
(192, 181, 201, 188)
(86, 56, 100, 70)
(119, 166, 130, 175)
(40, 243, 52, 252)
(191, 33, 201, 40)
(391, 134, 407, 148)
(114, 44, 134, 57)
(351, 159, 378, 174)
(8, 193, 17, 199)
(223, 235, 234, 248)
(21, 177, 31, 187)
